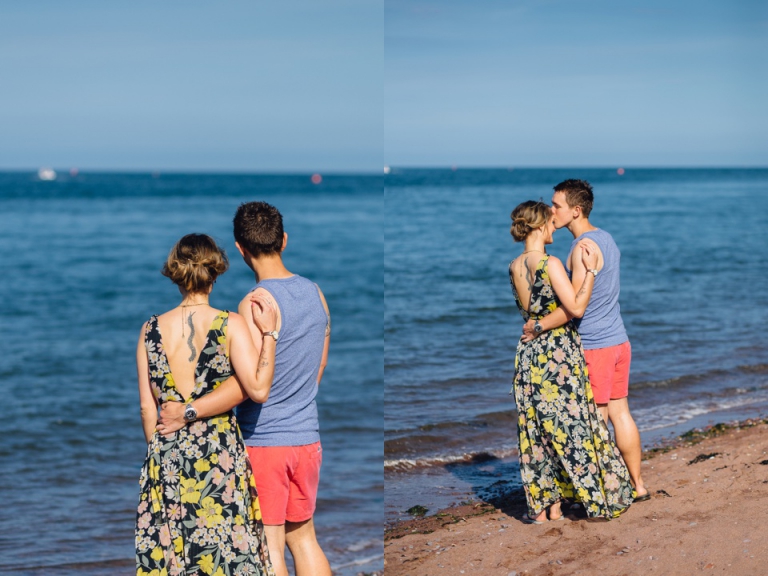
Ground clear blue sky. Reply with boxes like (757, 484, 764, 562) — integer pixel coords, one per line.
(0, 1, 381, 172)
(385, 0, 768, 167)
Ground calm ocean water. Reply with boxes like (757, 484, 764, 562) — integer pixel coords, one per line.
(0, 172, 383, 575)
(385, 168, 768, 521)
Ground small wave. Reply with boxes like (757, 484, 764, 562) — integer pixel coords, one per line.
(385, 446, 519, 472)
(332, 553, 384, 570)
(346, 538, 381, 552)
(632, 363, 768, 390)
(635, 389, 768, 433)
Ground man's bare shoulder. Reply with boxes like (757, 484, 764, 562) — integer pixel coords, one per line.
(238, 287, 276, 305)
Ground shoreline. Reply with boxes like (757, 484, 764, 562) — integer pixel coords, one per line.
(384, 416, 768, 575)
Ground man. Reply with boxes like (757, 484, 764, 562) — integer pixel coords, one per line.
(522, 179, 649, 502)
(158, 201, 332, 576)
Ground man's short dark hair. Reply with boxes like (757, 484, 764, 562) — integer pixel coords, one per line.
(233, 201, 284, 258)
(553, 179, 594, 217)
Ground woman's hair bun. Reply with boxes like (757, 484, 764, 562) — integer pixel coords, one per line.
(161, 234, 229, 292)
(510, 201, 550, 242)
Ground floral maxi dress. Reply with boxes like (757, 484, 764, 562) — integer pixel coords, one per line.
(136, 311, 274, 576)
(510, 256, 634, 519)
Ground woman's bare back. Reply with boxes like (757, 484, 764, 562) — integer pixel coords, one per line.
(155, 306, 227, 400)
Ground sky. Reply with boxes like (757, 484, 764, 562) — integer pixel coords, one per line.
(385, 0, 768, 167)
(0, 1, 382, 172)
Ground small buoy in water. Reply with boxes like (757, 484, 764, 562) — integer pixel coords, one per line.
(311, 173, 322, 184)
(384, 166, 391, 174)
(617, 167, 625, 175)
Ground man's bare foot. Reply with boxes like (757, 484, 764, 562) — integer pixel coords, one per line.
(634, 486, 651, 502)
(633, 481, 649, 499)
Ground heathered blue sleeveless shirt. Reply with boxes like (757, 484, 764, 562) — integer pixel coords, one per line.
(566, 229, 628, 350)
(236, 275, 328, 447)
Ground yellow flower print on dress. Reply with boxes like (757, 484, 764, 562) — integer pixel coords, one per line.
(541, 381, 559, 402)
(210, 315, 224, 331)
(196, 496, 225, 527)
(179, 477, 205, 504)
(251, 497, 263, 522)
(198, 553, 215, 575)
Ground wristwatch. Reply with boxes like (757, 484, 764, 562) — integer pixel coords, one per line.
(588, 269, 599, 277)
(263, 330, 279, 342)
(183, 402, 198, 423)
(533, 321, 543, 335)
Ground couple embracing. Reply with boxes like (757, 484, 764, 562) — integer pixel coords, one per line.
(135, 201, 331, 575)
(509, 179, 649, 524)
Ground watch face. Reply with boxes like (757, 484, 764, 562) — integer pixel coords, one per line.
(184, 406, 196, 421)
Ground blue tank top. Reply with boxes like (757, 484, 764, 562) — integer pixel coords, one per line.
(566, 229, 628, 350)
(236, 275, 328, 446)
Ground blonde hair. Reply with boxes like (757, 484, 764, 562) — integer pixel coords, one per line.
(510, 200, 550, 242)
(161, 234, 229, 293)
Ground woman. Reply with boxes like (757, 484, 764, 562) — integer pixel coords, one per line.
(509, 201, 634, 523)
(135, 234, 276, 576)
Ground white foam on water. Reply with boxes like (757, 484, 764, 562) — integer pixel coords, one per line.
(635, 388, 768, 433)
(346, 538, 380, 552)
(332, 553, 384, 570)
(385, 446, 519, 472)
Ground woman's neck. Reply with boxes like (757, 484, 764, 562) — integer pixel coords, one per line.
(179, 292, 210, 307)
(523, 239, 546, 254)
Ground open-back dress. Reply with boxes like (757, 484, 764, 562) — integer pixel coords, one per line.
(510, 255, 634, 520)
(136, 311, 274, 576)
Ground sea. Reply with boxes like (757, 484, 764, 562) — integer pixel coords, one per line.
(385, 168, 768, 523)
(0, 172, 383, 575)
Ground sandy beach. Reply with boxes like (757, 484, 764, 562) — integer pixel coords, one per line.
(384, 418, 768, 575)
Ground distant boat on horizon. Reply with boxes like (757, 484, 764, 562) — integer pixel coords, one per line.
(38, 168, 57, 181)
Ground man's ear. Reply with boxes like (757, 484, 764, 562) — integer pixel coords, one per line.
(235, 241, 246, 258)
(281, 232, 288, 253)
(573, 205, 583, 219)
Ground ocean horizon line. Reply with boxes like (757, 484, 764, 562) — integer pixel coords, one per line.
(384, 165, 768, 170)
(0, 167, 383, 176)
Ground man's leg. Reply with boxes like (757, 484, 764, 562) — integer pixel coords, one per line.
(606, 341, 647, 498)
(285, 517, 331, 576)
(246, 445, 293, 575)
(585, 342, 647, 498)
(607, 397, 647, 497)
(264, 524, 289, 576)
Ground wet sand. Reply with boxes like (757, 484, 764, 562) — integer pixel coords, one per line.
(384, 418, 768, 575)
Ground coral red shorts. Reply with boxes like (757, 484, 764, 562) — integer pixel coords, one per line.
(583, 341, 631, 405)
(246, 442, 322, 525)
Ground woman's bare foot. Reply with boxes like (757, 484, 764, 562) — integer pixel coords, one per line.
(524, 510, 548, 524)
(548, 501, 563, 521)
